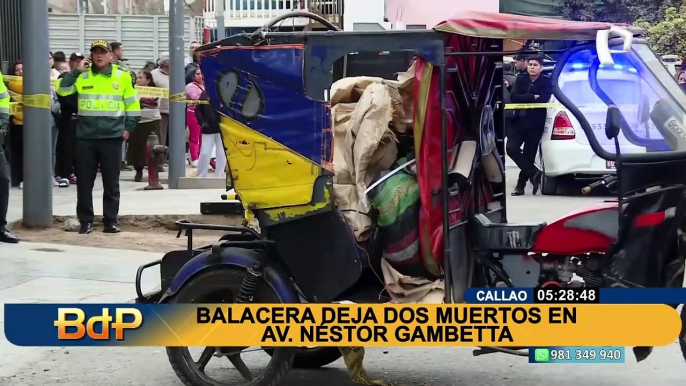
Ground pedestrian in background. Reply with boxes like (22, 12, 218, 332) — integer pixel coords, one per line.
(507, 54, 552, 196)
(110, 42, 129, 72)
(50, 81, 67, 187)
(0, 70, 18, 243)
(55, 61, 70, 75)
(57, 40, 141, 235)
(7, 61, 23, 188)
(142, 61, 156, 72)
(49, 52, 60, 80)
(151, 53, 170, 151)
(185, 41, 200, 66)
(185, 67, 204, 168)
(53, 51, 66, 68)
(108, 42, 133, 171)
(55, 68, 78, 186)
(128, 70, 161, 182)
(69, 52, 84, 71)
(195, 89, 226, 178)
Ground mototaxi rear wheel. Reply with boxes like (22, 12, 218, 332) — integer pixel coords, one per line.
(263, 346, 343, 368)
(166, 268, 295, 386)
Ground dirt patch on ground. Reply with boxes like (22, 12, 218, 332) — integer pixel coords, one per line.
(8, 215, 243, 253)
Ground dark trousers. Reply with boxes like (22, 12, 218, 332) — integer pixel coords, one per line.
(0, 147, 9, 228)
(506, 123, 543, 187)
(56, 115, 77, 178)
(9, 124, 22, 187)
(75, 138, 122, 224)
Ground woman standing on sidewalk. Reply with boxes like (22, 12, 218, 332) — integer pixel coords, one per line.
(128, 70, 161, 182)
(195, 89, 226, 178)
(185, 67, 204, 168)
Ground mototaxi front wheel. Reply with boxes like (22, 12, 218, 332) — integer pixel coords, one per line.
(166, 268, 295, 386)
(264, 346, 343, 369)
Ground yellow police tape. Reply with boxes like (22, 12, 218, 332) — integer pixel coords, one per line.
(504, 103, 564, 110)
(4, 75, 57, 87)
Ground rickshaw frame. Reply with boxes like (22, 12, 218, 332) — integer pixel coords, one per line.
(135, 27, 638, 305)
(133, 11, 686, 386)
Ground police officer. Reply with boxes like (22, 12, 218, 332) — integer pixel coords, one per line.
(0, 70, 18, 243)
(56, 40, 141, 234)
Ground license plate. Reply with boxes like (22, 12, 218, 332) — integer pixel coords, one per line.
(606, 160, 616, 169)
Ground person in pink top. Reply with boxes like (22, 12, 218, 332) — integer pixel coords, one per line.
(185, 67, 204, 168)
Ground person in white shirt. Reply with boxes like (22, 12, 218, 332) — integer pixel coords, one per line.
(184, 41, 200, 67)
(49, 52, 60, 80)
(151, 53, 170, 149)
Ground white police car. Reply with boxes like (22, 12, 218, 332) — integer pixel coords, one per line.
(538, 61, 647, 195)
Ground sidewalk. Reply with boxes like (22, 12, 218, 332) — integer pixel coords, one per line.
(0, 242, 161, 378)
(7, 166, 228, 223)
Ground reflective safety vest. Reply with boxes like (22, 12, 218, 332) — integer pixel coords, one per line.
(0, 71, 9, 131)
(56, 64, 140, 140)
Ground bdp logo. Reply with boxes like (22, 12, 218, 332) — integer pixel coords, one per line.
(54, 308, 143, 340)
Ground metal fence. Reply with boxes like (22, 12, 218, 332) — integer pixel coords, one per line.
(48, 13, 204, 71)
(0, 0, 23, 73)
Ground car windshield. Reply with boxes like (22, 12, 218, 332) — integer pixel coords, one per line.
(558, 43, 686, 157)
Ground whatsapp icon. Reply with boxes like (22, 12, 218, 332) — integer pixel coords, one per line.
(534, 348, 550, 362)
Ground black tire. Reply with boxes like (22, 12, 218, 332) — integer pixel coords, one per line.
(541, 164, 559, 196)
(264, 346, 343, 369)
(166, 268, 296, 386)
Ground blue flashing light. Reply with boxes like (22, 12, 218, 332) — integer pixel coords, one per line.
(567, 61, 638, 74)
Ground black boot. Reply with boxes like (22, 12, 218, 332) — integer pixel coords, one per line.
(134, 168, 143, 182)
(530, 170, 543, 195)
(0, 228, 19, 243)
(103, 222, 121, 234)
(79, 222, 93, 235)
(511, 185, 525, 196)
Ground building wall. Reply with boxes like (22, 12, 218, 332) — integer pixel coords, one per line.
(385, 0, 499, 29)
(48, 0, 203, 15)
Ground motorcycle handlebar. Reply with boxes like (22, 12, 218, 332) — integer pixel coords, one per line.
(582, 174, 617, 195)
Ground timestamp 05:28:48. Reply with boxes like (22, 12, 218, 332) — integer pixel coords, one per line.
(533, 287, 600, 304)
(530, 347, 625, 364)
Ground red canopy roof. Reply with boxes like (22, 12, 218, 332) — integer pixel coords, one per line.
(435, 11, 628, 41)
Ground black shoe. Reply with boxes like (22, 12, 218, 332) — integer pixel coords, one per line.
(103, 223, 121, 234)
(134, 170, 143, 182)
(0, 229, 19, 243)
(121, 162, 133, 171)
(511, 186, 525, 196)
(79, 222, 93, 235)
(530, 170, 543, 195)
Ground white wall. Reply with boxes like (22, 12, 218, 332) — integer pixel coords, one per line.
(386, 0, 499, 29)
(343, 0, 389, 31)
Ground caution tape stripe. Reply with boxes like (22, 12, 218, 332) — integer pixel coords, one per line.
(504, 103, 564, 110)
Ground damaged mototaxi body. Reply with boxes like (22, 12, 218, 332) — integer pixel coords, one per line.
(134, 10, 686, 386)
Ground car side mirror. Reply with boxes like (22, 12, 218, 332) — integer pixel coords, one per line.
(606, 105, 621, 139)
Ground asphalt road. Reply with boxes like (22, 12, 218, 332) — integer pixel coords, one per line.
(3, 168, 686, 386)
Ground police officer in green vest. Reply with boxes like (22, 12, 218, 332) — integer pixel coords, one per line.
(57, 40, 141, 234)
(0, 70, 18, 243)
